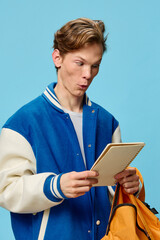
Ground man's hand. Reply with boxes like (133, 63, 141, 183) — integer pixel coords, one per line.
(60, 171, 98, 198)
(114, 168, 140, 194)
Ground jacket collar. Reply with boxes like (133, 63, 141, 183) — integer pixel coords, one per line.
(43, 82, 92, 111)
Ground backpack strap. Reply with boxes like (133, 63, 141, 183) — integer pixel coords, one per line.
(106, 183, 120, 234)
(130, 194, 155, 240)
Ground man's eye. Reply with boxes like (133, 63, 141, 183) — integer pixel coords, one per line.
(76, 62, 83, 66)
(92, 64, 100, 68)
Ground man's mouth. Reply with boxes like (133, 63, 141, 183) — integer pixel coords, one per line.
(79, 85, 88, 89)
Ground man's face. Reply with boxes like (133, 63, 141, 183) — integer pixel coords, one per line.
(56, 43, 103, 98)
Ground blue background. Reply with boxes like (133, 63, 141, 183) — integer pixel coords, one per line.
(0, 0, 159, 238)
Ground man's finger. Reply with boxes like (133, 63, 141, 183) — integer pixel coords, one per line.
(71, 171, 99, 180)
(114, 168, 136, 180)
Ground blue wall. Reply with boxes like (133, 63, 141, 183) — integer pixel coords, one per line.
(0, 0, 159, 238)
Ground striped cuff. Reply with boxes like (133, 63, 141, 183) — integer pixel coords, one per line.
(134, 179, 142, 198)
(44, 174, 68, 202)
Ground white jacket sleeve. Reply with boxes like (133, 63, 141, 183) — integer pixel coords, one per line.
(112, 125, 122, 143)
(0, 128, 64, 214)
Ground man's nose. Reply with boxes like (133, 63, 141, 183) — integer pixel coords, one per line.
(83, 66, 92, 80)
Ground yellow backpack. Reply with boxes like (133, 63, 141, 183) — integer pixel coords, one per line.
(102, 168, 160, 240)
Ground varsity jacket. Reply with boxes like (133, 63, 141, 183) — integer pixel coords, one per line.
(0, 82, 122, 240)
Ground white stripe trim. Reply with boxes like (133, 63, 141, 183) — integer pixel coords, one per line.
(44, 87, 92, 109)
(85, 94, 92, 106)
(52, 175, 64, 199)
(88, 99, 92, 106)
(135, 180, 142, 198)
(44, 90, 63, 110)
(108, 186, 115, 197)
(108, 186, 115, 205)
(38, 209, 50, 240)
(50, 177, 59, 198)
(46, 87, 59, 102)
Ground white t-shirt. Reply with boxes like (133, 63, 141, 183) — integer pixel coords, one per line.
(62, 108, 86, 168)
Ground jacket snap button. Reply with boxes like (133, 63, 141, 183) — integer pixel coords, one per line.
(96, 220, 100, 225)
(88, 144, 91, 148)
(92, 110, 95, 113)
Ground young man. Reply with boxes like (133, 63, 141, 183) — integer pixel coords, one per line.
(0, 18, 141, 240)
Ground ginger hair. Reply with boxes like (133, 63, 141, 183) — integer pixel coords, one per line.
(53, 18, 107, 55)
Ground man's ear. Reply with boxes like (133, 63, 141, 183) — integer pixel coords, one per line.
(52, 49, 62, 68)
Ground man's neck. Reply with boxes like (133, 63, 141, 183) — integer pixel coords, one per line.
(54, 84, 84, 113)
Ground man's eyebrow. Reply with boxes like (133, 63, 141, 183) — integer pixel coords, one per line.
(74, 56, 102, 63)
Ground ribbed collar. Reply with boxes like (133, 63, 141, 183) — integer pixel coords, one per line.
(43, 82, 92, 111)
